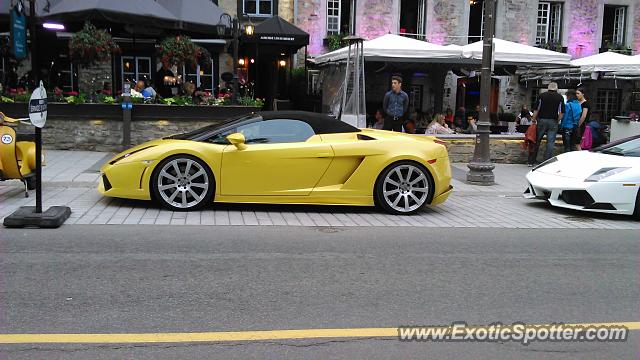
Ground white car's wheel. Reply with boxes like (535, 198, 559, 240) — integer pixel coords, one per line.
(151, 155, 214, 211)
(634, 189, 640, 220)
(375, 161, 433, 215)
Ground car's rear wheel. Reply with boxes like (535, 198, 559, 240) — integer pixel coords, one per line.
(151, 155, 214, 211)
(375, 161, 434, 215)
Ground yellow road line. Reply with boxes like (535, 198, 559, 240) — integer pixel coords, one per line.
(1, 322, 638, 344)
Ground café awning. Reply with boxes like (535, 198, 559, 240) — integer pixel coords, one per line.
(246, 15, 309, 50)
(156, 0, 226, 34)
(461, 38, 572, 66)
(314, 34, 464, 65)
(41, 0, 177, 28)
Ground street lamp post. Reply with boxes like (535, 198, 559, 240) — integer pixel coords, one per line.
(466, 0, 496, 185)
(232, 18, 239, 105)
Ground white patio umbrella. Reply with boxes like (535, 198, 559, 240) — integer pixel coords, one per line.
(314, 34, 464, 65)
(461, 38, 572, 66)
(571, 51, 640, 73)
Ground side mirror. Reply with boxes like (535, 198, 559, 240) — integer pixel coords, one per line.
(226, 132, 247, 150)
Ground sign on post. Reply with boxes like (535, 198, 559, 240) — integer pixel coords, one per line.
(10, 4, 27, 60)
(29, 81, 48, 128)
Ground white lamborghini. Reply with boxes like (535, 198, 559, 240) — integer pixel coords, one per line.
(524, 135, 640, 218)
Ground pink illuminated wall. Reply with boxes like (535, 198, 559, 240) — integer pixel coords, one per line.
(356, 0, 396, 40)
(566, 0, 599, 58)
(297, 0, 325, 55)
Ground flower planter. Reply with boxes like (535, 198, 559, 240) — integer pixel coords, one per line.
(0, 102, 260, 121)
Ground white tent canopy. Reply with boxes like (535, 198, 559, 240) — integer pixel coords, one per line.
(461, 38, 572, 66)
(314, 34, 464, 65)
(571, 51, 640, 73)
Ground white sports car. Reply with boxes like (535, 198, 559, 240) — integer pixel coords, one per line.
(524, 135, 640, 218)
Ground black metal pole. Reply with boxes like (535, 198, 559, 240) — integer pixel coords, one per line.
(232, 18, 239, 105)
(466, 0, 496, 185)
(29, 0, 42, 212)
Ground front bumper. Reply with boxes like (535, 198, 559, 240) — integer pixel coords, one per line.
(524, 170, 638, 215)
(98, 161, 153, 200)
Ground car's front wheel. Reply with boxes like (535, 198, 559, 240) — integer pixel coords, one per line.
(375, 161, 434, 215)
(151, 155, 214, 211)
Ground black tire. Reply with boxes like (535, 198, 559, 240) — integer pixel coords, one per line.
(633, 188, 640, 220)
(374, 161, 434, 215)
(25, 176, 36, 190)
(150, 154, 215, 211)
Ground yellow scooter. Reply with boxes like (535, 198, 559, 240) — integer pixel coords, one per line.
(0, 112, 43, 196)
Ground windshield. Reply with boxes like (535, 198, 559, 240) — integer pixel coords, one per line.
(597, 137, 640, 157)
(165, 114, 258, 140)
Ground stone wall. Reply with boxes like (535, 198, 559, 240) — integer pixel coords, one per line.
(356, 0, 397, 40)
(297, 0, 324, 55)
(279, 0, 295, 22)
(426, 0, 469, 45)
(440, 137, 564, 163)
(78, 60, 112, 95)
(496, 0, 537, 44)
(635, 3, 640, 55)
(15, 119, 221, 152)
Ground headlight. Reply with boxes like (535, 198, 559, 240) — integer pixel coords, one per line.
(584, 167, 630, 182)
(532, 156, 557, 171)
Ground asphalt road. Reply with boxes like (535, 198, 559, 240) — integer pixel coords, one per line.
(0, 226, 638, 359)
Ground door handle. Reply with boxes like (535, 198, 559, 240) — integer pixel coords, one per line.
(316, 152, 333, 158)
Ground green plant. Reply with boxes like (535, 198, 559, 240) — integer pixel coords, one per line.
(1, 96, 14, 103)
(237, 96, 264, 108)
(604, 41, 632, 54)
(101, 96, 116, 104)
(64, 93, 87, 105)
(161, 96, 193, 106)
(13, 93, 30, 103)
(69, 22, 120, 67)
(326, 33, 345, 51)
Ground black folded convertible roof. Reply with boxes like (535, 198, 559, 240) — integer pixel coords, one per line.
(258, 111, 361, 134)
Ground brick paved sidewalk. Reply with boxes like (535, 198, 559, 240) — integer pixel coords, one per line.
(1, 151, 638, 229)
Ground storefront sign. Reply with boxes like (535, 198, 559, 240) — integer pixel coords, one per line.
(10, 5, 27, 60)
(259, 36, 295, 42)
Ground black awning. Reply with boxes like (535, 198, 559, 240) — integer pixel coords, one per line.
(246, 16, 309, 49)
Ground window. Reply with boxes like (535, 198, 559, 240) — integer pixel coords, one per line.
(399, 0, 426, 39)
(121, 56, 152, 85)
(468, 0, 486, 43)
(327, 0, 341, 35)
(602, 5, 626, 47)
(179, 63, 216, 93)
(54, 55, 78, 92)
(243, 0, 272, 16)
(209, 119, 315, 144)
(595, 89, 620, 121)
(536, 2, 562, 45)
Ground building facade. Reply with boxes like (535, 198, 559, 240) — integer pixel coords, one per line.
(298, 0, 640, 119)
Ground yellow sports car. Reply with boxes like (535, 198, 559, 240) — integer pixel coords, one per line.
(99, 111, 452, 214)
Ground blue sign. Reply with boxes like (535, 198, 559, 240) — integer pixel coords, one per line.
(10, 6, 27, 60)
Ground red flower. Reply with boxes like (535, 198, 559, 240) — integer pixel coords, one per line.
(65, 91, 79, 96)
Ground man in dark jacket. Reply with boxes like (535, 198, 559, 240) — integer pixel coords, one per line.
(529, 82, 565, 166)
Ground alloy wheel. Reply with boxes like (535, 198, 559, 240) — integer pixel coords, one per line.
(381, 164, 430, 213)
(156, 158, 210, 209)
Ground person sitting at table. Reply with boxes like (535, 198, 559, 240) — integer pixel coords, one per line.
(426, 113, 454, 134)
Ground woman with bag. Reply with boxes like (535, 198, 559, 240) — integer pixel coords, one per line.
(576, 88, 591, 150)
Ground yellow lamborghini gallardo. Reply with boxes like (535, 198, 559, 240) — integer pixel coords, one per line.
(98, 111, 452, 214)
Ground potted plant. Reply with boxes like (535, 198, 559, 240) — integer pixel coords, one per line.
(158, 36, 212, 68)
(68, 22, 120, 67)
